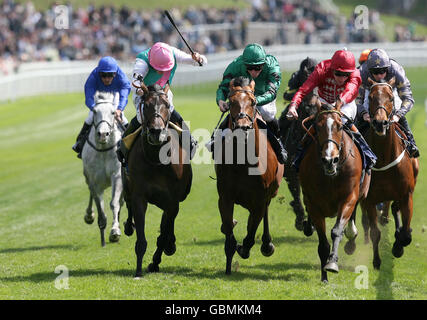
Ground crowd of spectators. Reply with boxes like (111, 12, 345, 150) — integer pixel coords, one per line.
(0, 0, 403, 75)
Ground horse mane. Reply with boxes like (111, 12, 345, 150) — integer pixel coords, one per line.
(94, 91, 115, 105)
(232, 76, 251, 88)
(320, 103, 335, 111)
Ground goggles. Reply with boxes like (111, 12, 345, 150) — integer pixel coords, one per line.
(99, 72, 116, 78)
(370, 68, 388, 75)
(334, 70, 351, 77)
(246, 64, 264, 71)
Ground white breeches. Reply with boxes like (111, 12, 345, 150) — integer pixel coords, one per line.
(134, 90, 174, 124)
(257, 99, 277, 122)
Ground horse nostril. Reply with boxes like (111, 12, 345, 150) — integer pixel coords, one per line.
(333, 157, 339, 164)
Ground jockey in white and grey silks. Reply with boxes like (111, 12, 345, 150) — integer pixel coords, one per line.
(358, 48, 419, 157)
(72, 56, 131, 158)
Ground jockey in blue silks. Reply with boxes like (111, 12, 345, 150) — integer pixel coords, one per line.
(72, 56, 131, 158)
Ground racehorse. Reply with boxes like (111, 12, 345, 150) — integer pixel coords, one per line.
(214, 77, 284, 275)
(360, 77, 419, 269)
(279, 91, 317, 231)
(82, 91, 124, 247)
(298, 98, 370, 283)
(122, 83, 192, 278)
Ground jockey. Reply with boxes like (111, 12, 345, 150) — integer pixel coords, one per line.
(358, 48, 419, 157)
(280, 57, 317, 138)
(286, 49, 377, 171)
(209, 43, 287, 164)
(72, 56, 131, 158)
(358, 49, 372, 67)
(118, 42, 207, 162)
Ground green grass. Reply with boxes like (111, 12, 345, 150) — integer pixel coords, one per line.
(0, 68, 427, 300)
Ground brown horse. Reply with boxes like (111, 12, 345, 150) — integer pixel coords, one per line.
(214, 77, 284, 275)
(360, 77, 419, 269)
(279, 91, 318, 231)
(298, 99, 370, 283)
(122, 83, 192, 277)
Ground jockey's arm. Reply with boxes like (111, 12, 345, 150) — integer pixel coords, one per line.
(171, 47, 208, 66)
(84, 74, 97, 110)
(132, 58, 149, 96)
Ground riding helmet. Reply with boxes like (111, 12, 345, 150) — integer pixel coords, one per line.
(330, 49, 356, 73)
(366, 48, 391, 71)
(242, 43, 267, 65)
(98, 56, 119, 73)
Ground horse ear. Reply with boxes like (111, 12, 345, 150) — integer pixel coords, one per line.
(315, 96, 322, 111)
(163, 83, 170, 94)
(387, 76, 396, 88)
(141, 83, 149, 96)
(367, 77, 376, 87)
(249, 79, 255, 91)
(229, 79, 235, 90)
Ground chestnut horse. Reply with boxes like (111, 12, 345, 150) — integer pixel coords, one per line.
(122, 83, 192, 277)
(279, 91, 317, 231)
(298, 99, 370, 283)
(214, 77, 284, 275)
(360, 77, 419, 269)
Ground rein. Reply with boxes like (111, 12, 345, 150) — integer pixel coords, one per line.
(228, 88, 257, 130)
(86, 118, 118, 153)
(369, 82, 395, 127)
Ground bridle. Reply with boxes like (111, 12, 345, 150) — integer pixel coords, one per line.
(369, 82, 395, 130)
(87, 102, 117, 152)
(228, 89, 257, 130)
(142, 90, 171, 145)
(314, 108, 344, 156)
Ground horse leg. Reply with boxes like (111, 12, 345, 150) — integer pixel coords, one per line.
(393, 195, 413, 258)
(84, 194, 95, 224)
(148, 204, 179, 273)
(379, 201, 391, 226)
(133, 198, 148, 278)
(303, 214, 314, 237)
(109, 175, 122, 243)
(366, 203, 382, 269)
(92, 189, 107, 247)
(344, 206, 358, 255)
(312, 215, 330, 283)
(285, 169, 305, 231)
(219, 196, 236, 275)
(361, 206, 370, 244)
(260, 206, 275, 257)
(237, 206, 264, 260)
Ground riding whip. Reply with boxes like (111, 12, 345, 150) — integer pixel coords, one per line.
(164, 10, 203, 66)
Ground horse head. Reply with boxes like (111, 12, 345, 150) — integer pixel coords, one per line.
(228, 77, 257, 131)
(368, 77, 396, 136)
(314, 99, 344, 176)
(92, 91, 116, 145)
(141, 83, 171, 146)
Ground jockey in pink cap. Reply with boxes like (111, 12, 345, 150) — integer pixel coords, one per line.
(117, 42, 208, 164)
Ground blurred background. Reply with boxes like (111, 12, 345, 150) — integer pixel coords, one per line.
(1, 0, 427, 100)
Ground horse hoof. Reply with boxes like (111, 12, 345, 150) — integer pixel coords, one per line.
(303, 220, 314, 237)
(392, 242, 404, 258)
(295, 218, 304, 232)
(344, 240, 356, 255)
(124, 221, 134, 237)
(324, 262, 339, 273)
(109, 229, 121, 243)
(373, 258, 381, 270)
(236, 245, 249, 259)
(147, 263, 160, 273)
(84, 214, 95, 225)
(164, 243, 176, 256)
(261, 243, 275, 257)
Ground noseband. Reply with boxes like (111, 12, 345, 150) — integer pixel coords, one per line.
(228, 89, 257, 130)
(315, 109, 344, 153)
(143, 91, 170, 131)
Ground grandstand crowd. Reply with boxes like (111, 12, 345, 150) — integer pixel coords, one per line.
(0, 0, 421, 75)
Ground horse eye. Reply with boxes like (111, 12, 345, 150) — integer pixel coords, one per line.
(111, 111, 115, 115)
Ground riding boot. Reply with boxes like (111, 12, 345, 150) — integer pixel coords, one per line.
(398, 116, 419, 158)
(205, 114, 230, 153)
(117, 116, 140, 165)
(348, 123, 377, 171)
(72, 122, 91, 159)
(170, 109, 198, 160)
(266, 118, 287, 164)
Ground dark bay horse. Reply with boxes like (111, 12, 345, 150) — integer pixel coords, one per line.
(214, 77, 284, 275)
(122, 83, 192, 277)
(360, 77, 419, 269)
(298, 99, 370, 283)
(279, 91, 318, 231)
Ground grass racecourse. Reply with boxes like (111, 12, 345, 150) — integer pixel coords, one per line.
(0, 67, 427, 301)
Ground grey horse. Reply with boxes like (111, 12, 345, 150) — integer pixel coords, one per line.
(81, 91, 124, 246)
